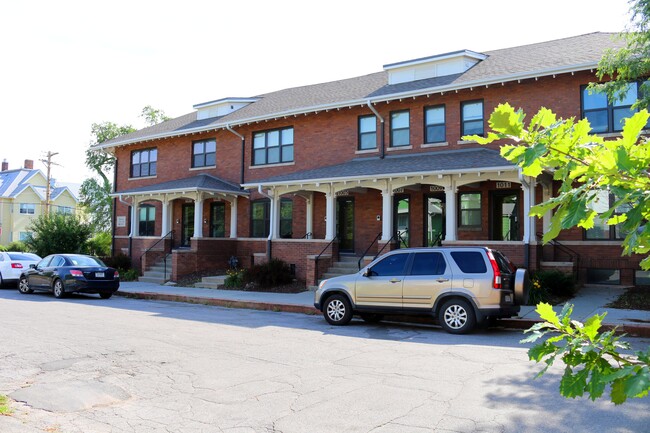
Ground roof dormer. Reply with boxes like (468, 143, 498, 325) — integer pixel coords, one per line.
(383, 50, 487, 85)
(193, 97, 261, 120)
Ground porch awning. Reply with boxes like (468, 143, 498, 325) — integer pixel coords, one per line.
(243, 148, 517, 188)
(112, 173, 247, 197)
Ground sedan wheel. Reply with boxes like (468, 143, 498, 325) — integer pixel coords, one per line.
(439, 299, 476, 334)
(18, 276, 33, 294)
(53, 279, 66, 299)
(323, 294, 352, 326)
(99, 292, 113, 299)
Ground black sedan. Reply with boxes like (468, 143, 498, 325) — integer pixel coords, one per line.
(18, 254, 120, 299)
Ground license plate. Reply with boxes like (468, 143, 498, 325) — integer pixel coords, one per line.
(96, 272, 105, 278)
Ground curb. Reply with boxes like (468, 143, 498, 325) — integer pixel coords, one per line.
(116, 291, 650, 338)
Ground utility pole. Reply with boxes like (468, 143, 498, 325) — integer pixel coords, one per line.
(40, 151, 61, 215)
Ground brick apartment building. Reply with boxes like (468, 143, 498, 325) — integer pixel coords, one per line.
(97, 32, 649, 287)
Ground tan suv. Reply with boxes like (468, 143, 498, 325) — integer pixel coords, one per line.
(314, 247, 529, 334)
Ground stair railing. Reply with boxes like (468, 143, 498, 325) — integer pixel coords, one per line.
(358, 232, 382, 270)
(373, 228, 409, 261)
(537, 232, 580, 280)
(140, 230, 174, 282)
(315, 235, 338, 284)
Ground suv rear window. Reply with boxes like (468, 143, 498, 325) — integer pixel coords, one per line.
(491, 250, 516, 274)
(450, 251, 487, 273)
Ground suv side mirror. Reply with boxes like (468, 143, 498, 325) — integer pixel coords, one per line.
(362, 268, 370, 277)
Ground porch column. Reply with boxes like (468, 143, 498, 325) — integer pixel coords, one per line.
(529, 179, 537, 242)
(305, 193, 314, 238)
(193, 195, 204, 238)
(542, 183, 551, 236)
(521, 178, 532, 243)
(161, 199, 170, 235)
(129, 198, 139, 237)
(444, 184, 457, 241)
(229, 197, 238, 238)
(325, 190, 336, 240)
(270, 193, 280, 239)
(381, 189, 393, 242)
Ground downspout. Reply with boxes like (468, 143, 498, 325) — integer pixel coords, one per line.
(367, 100, 385, 159)
(519, 171, 531, 269)
(118, 194, 134, 260)
(111, 158, 118, 257)
(257, 185, 274, 260)
(225, 124, 246, 186)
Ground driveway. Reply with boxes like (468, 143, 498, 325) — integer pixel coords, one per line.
(0, 289, 648, 433)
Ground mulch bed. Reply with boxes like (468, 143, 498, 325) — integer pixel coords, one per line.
(606, 286, 650, 311)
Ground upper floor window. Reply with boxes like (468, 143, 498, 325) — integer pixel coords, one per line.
(585, 190, 629, 240)
(358, 115, 377, 150)
(459, 192, 481, 227)
(582, 82, 649, 133)
(461, 100, 484, 137)
(253, 127, 294, 166)
(19, 203, 35, 214)
(390, 110, 410, 147)
(19, 232, 32, 241)
(131, 148, 157, 178)
(138, 205, 155, 236)
(56, 206, 73, 215)
(424, 105, 446, 143)
(192, 139, 216, 168)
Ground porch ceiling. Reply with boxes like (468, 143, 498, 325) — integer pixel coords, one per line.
(243, 148, 518, 188)
(113, 174, 247, 197)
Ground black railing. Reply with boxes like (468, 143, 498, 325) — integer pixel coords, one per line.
(430, 232, 443, 247)
(140, 230, 174, 282)
(537, 232, 580, 279)
(300, 232, 313, 239)
(358, 232, 382, 270)
(315, 235, 338, 284)
(373, 228, 409, 261)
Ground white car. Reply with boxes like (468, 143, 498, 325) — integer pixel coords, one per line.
(0, 252, 41, 287)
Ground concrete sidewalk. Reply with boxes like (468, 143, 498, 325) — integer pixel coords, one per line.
(116, 281, 650, 336)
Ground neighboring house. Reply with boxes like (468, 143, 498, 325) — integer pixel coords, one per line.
(0, 159, 79, 245)
(97, 32, 648, 286)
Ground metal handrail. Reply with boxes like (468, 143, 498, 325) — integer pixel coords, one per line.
(373, 228, 409, 261)
(140, 230, 174, 281)
(358, 232, 382, 270)
(315, 235, 338, 283)
(430, 232, 443, 247)
(300, 232, 313, 239)
(537, 232, 580, 279)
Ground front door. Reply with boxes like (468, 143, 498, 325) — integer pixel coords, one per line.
(210, 202, 225, 237)
(424, 194, 445, 246)
(181, 204, 194, 247)
(337, 197, 354, 252)
(491, 191, 520, 241)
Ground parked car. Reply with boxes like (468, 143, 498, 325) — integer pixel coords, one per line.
(0, 252, 41, 287)
(18, 254, 120, 299)
(314, 247, 529, 334)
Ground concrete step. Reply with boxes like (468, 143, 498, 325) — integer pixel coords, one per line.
(337, 255, 358, 263)
(329, 264, 359, 272)
(194, 282, 222, 289)
(322, 271, 355, 280)
(138, 276, 168, 284)
(201, 276, 227, 284)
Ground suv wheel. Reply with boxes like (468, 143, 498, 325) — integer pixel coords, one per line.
(439, 299, 476, 334)
(323, 294, 352, 326)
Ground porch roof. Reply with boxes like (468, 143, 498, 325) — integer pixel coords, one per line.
(243, 148, 517, 188)
(113, 174, 247, 196)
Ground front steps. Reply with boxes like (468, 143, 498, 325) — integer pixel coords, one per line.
(194, 275, 227, 289)
(309, 254, 360, 291)
(139, 255, 172, 284)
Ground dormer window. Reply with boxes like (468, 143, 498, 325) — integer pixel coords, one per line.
(193, 97, 261, 120)
(383, 50, 487, 85)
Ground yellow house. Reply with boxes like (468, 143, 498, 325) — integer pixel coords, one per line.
(0, 159, 78, 246)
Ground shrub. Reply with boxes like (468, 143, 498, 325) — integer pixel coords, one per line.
(119, 268, 139, 281)
(527, 277, 550, 305)
(534, 270, 576, 297)
(85, 232, 112, 256)
(224, 268, 246, 288)
(102, 253, 132, 270)
(4, 241, 28, 252)
(25, 214, 92, 257)
(246, 258, 293, 288)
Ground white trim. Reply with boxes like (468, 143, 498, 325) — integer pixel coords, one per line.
(248, 161, 295, 170)
(421, 142, 449, 148)
(189, 165, 217, 171)
(355, 148, 378, 155)
(457, 139, 478, 145)
(386, 145, 413, 152)
(128, 175, 157, 181)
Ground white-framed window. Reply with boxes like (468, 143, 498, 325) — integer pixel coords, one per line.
(131, 148, 157, 177)
(461, 100, 484, 136)
(424, 105, 446, 143)
(253, 127, 294, 166)
(358, 115, 377, 150)
(459, 192, 481, 227)
(19, 232, 32, 241)
(57, 206, 73, 215)
(192, 139, 216, 168)
(390, 110, 410, 147)
(19, 203, 35, 214)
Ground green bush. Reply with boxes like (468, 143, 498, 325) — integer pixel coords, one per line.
(224, 268, 246, 288)
(534, 270, 576, 297)
(246, 258, 293, 288)
(527, 277, 550, 305)
(25, 214, 92, 257)
(85, 232, 112, 256)
(4, 241, 28, 252)
(101, 253, 131, 270)
(118, 268, 139, 281)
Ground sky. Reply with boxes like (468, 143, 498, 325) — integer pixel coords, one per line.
(0, 0, 633, 186)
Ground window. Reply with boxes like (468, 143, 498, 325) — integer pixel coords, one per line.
(192, 139, 216, 168)
(450, 251, 487, 273)
(585, 191, 628, 240)
(210, 202, 225, 238)
(424, 105, 445, 143)
(251, 200, 270, 238)
(410, 252, 446, 276)
(390, 110, 410, 147)
(138, 205, 155, 236)
(280, 200, 293, 238)
(581, 83, 650, 133)
(461, 100, 484, 136)
(459, 193, 481, 227)
(368, 253, 409, 276)
(19, 203, 35, 214)
(131, 148, 157, 177)
(253, 127, 294, 165)
(19, 232, 32, 241)
(358, 115, 377, 150)
(57, 206, 73, 215)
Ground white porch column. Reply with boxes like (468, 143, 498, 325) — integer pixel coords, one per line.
(305, 193, 314, 238)
(529, 179, 537, 242)
(229, 197, 238, 238)
(270, 193, 280, 239)
(161, 199, 170, 235)
(381, 189, 393, 242)
(542, 183, 551, 236)
(444, 184, 457, 241)
(193, 194, 204, 238)
(521, 179, 531, 243)
(325, 189, 336, 240)
(129, 198, 139, 237)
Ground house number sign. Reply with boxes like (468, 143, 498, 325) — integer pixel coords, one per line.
(116, 216, 126, 227)
(496, 181, 512, 189)
(429, 185, 444, 192)
(393, 187, 404, 193)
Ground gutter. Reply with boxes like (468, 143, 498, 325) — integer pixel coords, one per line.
(367, 100, 385, 159)
(225, 124, 246, 186)
(257, 185, 274, 260)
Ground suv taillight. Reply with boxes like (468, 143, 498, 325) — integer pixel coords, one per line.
(486, 250, 502, 289)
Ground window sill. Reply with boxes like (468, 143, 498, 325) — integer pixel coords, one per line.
(249, 162, 295, 169)
(128, 175, 157, 181)
(386, 145, 412, 151)
(421, 142, 449, 148)
(190, 165, 216, 171)
(355, 148, 378, 155)
(457, 139, 479, 145)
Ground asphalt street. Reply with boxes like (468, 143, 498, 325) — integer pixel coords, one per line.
(0, 288, 648, 433)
